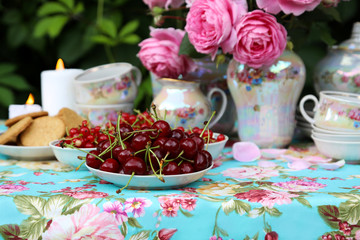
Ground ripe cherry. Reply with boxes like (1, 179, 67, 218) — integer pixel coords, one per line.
(169, 129, 185, 140)
(123, 156, 146, 175)
(97, 140, 112, 159)
(163, 138, 181, 158)
(180, 162, 195, 174)
(117, 148, 134, 165)
(163, 161, 180, 175)
(216, 134, 226, 142)
(194, 151, 208, 171)
(100, 158, 120, 173)
(86, 150, 102, 169)
(201, 150, 213, 168)
(152, 120, 171, 138)
(179, 138, 197, 159)
(149, 148, 163, 171)
(119, 123, 133, 140)
(190, 134, 205, 151)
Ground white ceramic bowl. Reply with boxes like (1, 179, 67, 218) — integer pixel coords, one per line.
(312, 124, 360, 135)
(86, 163, 213, 189)
(204, 133, 228, 159)
(74, 62, 141, 105)
(311, 135, 360, 164)
(312, 131, 360, 142)
(0, 144, 55, 160)
(75, 103, 133, 127)
(49, 140, 96, 170)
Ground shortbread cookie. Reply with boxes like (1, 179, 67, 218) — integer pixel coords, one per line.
(5, 111, 48, 127)
(20, 116, 65, 146)
(56, 107, 85, 130)
(0, 117, 33, 145)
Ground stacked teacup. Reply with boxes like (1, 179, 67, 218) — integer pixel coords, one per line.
(299, 91, 360, 164)
(73, 63, 141, 126)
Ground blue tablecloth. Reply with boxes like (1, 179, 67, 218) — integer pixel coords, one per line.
(0, 145, 359, 240)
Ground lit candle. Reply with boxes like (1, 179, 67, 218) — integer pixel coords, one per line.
(41, 58, 84, 116)
(9, 93, 43, 118)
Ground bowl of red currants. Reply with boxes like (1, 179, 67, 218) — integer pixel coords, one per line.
(204, 132, 229, 159)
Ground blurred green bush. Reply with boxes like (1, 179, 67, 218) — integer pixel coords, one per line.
(0, 0, 359, 119)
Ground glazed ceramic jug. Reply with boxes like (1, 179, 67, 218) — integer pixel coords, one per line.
(314, 22, 360, 94)
(227, 49, 306, 148)
(151, 78, 227, 129)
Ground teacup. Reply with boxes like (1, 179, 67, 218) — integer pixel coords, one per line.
(299, 91, 360, 131)
(74, 63, 141, 105)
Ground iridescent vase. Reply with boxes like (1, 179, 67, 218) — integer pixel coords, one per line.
(314, 22, 360, 94)
(227, 50, 306, 148)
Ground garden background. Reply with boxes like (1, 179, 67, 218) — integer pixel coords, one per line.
(0, 0, 359, 119)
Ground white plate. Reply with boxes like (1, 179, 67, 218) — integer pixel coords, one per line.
(86, 163, 213, 190)
(0, 144, 55, 160)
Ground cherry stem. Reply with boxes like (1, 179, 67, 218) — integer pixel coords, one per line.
(116, 172, 135, 194)
(148, 149, 164, 182)
(98, 140, 117, 158)
(64, 143, 104, 163)
(179, 156, 194, 163)
(75, 160, 85, 171)
(151, 104, 160, 121)
(134, 109, 154, 125)
(200, 111, 216, 137)
(116, 113, 126, 149)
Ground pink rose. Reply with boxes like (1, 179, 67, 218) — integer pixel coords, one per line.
(232, 10, 287, 68)
(138, 27, 195, 78)
(185, 0, 248, 59)
(142, 0, 184, 10)
(256, 0, 321, 16)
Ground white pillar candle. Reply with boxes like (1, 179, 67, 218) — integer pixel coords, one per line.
(9, 104, 42, 119)
(41, 63, 83, 116)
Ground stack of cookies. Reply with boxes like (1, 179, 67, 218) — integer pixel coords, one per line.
(0, 108, 84, 146)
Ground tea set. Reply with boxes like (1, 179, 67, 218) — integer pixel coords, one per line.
(299, 91, 360, 163)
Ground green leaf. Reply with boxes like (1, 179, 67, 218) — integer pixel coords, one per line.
(0, 63, 16, 76)
(197, 195, 224, 202)
(179, 32, 206, 58)
(222, 199, 235, 215)
(14, 196, 46, 217)
(121, 34, 141, 44)
(248, 207, 265, 218)
(233, 200, 250, 215)
(19, 217, 47, 240)
(118, 20, 139, 38)
(91, 35, 117, 46)
(318, 205, 340, 229)
(7, 24, 28, 48)
(37, 2, 68, 17)
(98, 19, 117, 39)
(296, 197, 312, 208)
(179, 207, 194, 217)
(2, 9, 21, 25)
(43, 195, 71, 219)
(0, 74, 31, 90)
(244, 236, 251, 240)
(129, 230, 151, 240)
(252, 232, 259, 240)
(127, 217, 143, 228)
(34, 15, 69, 38)
(318, 4, 341, 22)
(264, 207, 282, 217)
(121, 222, 128, 237)
(73, 2, 84, 14)
(339, 200, 360, 225)
(59, 0, 74, 9)
(0, 224, 21, 240)
(216, 226, 229, 237)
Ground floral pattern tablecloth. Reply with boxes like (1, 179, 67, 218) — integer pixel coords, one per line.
(0, 144, 360, 240)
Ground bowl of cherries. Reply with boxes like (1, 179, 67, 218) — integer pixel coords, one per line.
(84, 110, 220, 190)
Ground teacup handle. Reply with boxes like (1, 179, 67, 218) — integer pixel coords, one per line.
(299, 94, 319, 124)
(131, 66, 142, 86)
(206, 87, 227, 129)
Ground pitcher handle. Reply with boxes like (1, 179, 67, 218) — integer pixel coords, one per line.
(131, 66, 142, 86)
(299, 94, 318, 124)
(206, 87, 227, 129)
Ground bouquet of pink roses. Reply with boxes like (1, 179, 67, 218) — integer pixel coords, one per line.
(138, 0, 347, 79)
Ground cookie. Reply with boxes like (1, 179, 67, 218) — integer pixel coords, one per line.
(19, 116, 65, 146)
(0, 116, 33, 145)
(56, 107, 85, 130)
(5, 111, 48, 127)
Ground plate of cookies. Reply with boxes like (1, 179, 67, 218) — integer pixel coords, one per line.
(0, 108, 85, 161)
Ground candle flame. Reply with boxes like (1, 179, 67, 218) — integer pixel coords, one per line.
(56, 58, 65, 70)
(25, 93, 35, 105)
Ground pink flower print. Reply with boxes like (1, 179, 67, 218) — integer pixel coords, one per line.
(42, 204, 123, 240)
(234, 189, 298, 208)
(158, 228, 177, 240)
(354, 75, 360, 87)
(180, 187, 197, 193)
(99, 179, 112, 184)
(267, 72, 276, 80)
(0, 184, 29, 195)
(103, 201, 128, 225)
(353, 185, 360, 189)
(202, 178, 212, 182)
(339, 221, 352, 236)
(210, 236, 223, 240)
(171, 197, 183, 207)
(181, 198, 197, 211)
(115, 82, 127, 90)
(273, 180, 327, 192)
(222, 167, 279, 180)
(34, 172, 43, 176)
(198, 108, 204, 115)
(18, 180, 29, 185)
(237, 71, 249, 83)
(161, 201, 178, 217)
(124, 197, 152, 218)
(63, 191, 109, 199)
(341, 75, 349, 83)
(348, 109, 360, 121)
